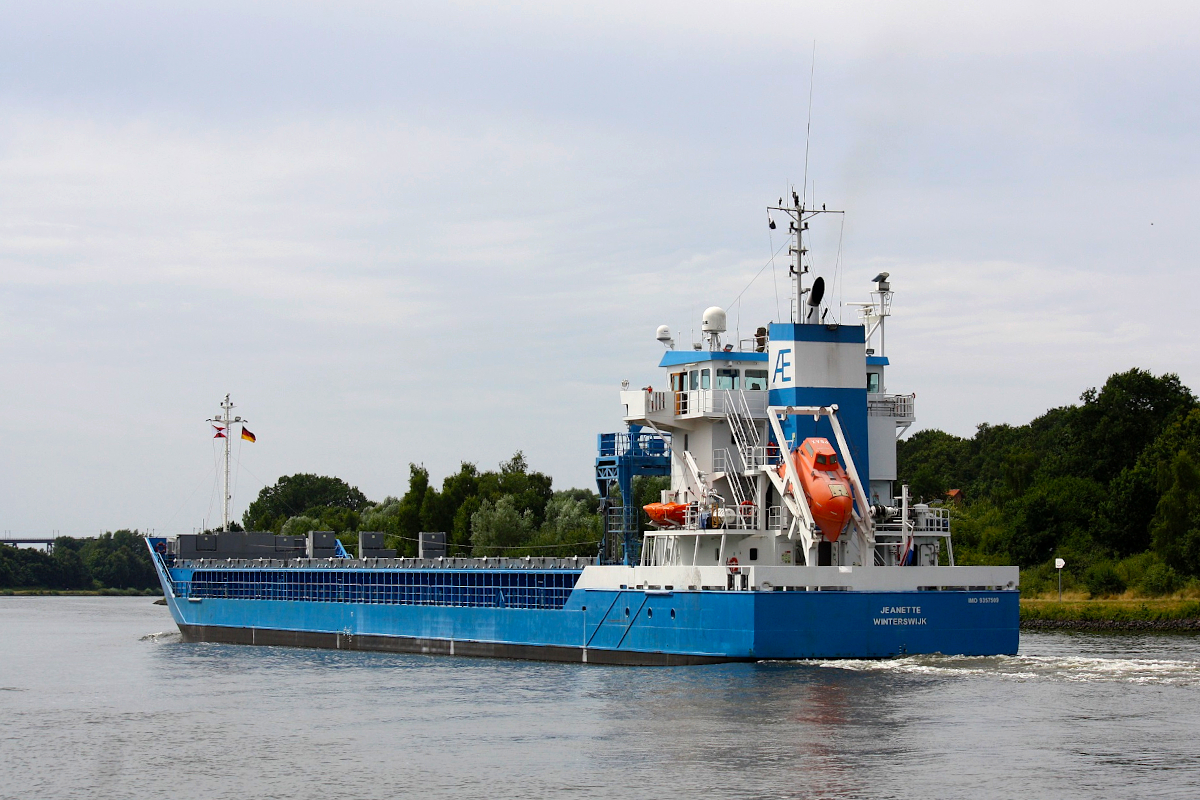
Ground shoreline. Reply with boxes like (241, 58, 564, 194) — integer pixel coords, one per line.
(1022, 618, 1200, 631)
(1021, 598, 1200, 631)
(0, 589, 163, 597)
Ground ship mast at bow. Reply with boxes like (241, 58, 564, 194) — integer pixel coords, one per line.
(207, 394, 251, 532)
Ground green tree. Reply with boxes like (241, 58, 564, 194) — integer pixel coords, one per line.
(1101, 407, 1200, 555)
(0, 545, 54, 587)
(280, 515, 323, 537)
(470, 495, 534, 555)
(1084, 562, 1127, 598)
(1068, 369, 1196, 485)
(896, 429, 971, 500)
(80, 530, 157, 590)
(475, 452, 554, 528)
(1149, 449, 1200, 577)
(243, 474, 369, 532)
(518, 491, 604, 557)
(395, 464, 430, 542)
(51, 538, 90, 589)
(1004, 476, 1105, 567)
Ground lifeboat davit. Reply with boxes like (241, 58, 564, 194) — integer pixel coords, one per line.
(777, 437, 854, 541)
(643, 502, 688, 527)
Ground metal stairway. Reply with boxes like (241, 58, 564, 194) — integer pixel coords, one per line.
(721, 391, 764, 518)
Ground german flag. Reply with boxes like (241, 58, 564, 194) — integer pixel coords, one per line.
(241, 426, 256, 443)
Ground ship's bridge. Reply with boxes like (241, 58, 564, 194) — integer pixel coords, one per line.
(621, 350, 770, 425)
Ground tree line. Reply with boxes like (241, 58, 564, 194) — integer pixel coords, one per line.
(0, 452, 655, 591)
(240, 451, 642, 558)
(898, 368, 1200, 597)
(0, 530, 160, 592)
(12, 369, 1192, 598)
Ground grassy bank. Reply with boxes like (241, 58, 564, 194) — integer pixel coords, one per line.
(0, 587, 163, 597)
(1022, 597, 1200, 628)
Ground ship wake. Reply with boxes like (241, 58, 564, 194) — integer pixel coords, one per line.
(814, 652, 1200, 686)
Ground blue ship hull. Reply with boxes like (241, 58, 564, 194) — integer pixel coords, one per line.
(152, 557, 1018, 665)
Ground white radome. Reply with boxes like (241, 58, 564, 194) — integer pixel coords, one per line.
(701, 306, 727, 333)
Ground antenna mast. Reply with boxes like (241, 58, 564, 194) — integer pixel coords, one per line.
(767, 195, 843, 322)
(207, 394, 248, 532)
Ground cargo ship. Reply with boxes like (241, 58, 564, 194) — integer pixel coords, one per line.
(147, 192, 1019, 664)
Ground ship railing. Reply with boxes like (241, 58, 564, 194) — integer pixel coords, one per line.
(712, 448, 760, 478)
(178, 555, 599, 570)
(597, 429, 671, 459)
(160, 558, 184, 598)
(867, 393, 916, 420)
(621, 389, 672, 420)
(738, 335, 768, 352)
(767, 505, 784, 530)
(875, 506, 951, 534)
(742, 445, 780, 469)
(676, 501, 757, 531)
(875, 507, 954, 566)
(646, 390, 670, 413)
(671, 389, 769, 419)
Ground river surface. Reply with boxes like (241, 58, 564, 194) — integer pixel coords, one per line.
(2, 597, 1198, 799)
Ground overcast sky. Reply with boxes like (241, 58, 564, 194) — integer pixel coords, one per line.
(2, 1, 1198, 536)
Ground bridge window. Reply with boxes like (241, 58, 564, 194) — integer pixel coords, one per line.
(689, 370, 699, 391)
(867, 372, 881, 393)
(745, 369, 768, 390)
(671, 372, 685, 391)
(715, 368, 740, 390)
(700, 368, 710, 390)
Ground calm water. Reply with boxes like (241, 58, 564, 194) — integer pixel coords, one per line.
(2, 598, 1198, 799)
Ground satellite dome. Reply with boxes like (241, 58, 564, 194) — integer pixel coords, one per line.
(656, 325, 672, 342)
(701, 306, 727, 334)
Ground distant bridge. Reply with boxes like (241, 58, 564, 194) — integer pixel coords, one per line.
(0, 536, 100, 549)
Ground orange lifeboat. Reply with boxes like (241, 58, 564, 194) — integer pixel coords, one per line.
(777, 437, 854, 541)
(643, 502, 688, 527)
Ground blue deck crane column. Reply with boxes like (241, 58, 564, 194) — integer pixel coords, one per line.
(595, 424, 671, 565)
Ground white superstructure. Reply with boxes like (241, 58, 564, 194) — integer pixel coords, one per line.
(602, 192, 1015, 594)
